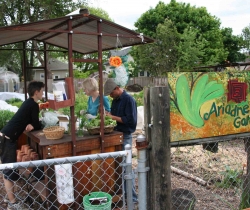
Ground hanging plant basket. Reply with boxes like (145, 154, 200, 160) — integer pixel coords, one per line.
(109, 56, 122, 67)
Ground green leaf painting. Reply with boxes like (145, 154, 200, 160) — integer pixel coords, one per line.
(176, 74, 224, 127)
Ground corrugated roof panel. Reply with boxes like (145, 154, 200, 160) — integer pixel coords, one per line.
(0, 13, 154, 53)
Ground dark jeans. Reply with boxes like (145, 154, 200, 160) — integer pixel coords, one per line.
(123, 133, 138, 202)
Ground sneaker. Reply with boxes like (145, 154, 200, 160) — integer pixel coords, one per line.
(7, 201, 29, 210)
(4, 194, 9, 203)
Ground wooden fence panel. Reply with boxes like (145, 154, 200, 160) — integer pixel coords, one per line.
(127, 77, 168, 87)
(74, 77, 168, 92)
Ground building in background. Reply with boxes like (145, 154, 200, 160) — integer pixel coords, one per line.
(33, 58, 77, 81)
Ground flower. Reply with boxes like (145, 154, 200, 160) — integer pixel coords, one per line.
(109, 56, 122, 67)
(39, 102, 50, 109)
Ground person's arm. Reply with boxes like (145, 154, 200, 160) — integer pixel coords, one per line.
(119, 97, 137, 126)
(106, 112, 123, 123)
(103, 96, 111, 112)
(30, 103, 42, 130)
(25, 124, 34, 131)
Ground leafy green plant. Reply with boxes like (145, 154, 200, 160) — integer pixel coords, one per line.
(133, 91, 144, 106)
(58, 91, 88, 116)
(86, 114, 116, 129)
(5, 98, 23, 108)
(79, 114, 88, 129)
(215, 166, 243, 189)
(73, 70, 95, 78)
(0, 110, 15, 130)
(240, 190, 250, 210)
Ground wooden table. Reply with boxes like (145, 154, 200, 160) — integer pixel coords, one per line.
(24, 130, 124, 210)
(25, 130, 123, 158)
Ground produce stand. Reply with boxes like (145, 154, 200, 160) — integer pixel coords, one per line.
(24, 130, 123, 209)
(0, 9, 154, 210)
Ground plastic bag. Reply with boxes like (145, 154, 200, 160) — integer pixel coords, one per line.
(85, 114, 97, 120)
(80, 110, 86, 116)
(42, 111, 59, 128)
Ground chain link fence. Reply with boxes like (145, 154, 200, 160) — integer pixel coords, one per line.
(171, 137, 249, 210)
(2, 135, 249, 210)
(0, 150, 136, 210)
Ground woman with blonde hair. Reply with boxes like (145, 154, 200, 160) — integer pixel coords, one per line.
(82, 78, 110, 119)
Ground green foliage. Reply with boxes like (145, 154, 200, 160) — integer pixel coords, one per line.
(215, 166, 243, 189)
(86, 6, 113, 21)
(133, 91, 144, 106)
(86, 114, 116, 128)
(176, 27, 206, 70)
(241, 24, 250, 56)
(0, 110, 15, 130)
(59, 90, 88, 116)
(133, 0, 232, 71)
(131, 19, 179, 76)
(221, 27, 246, 63)
(240, 190, 250, 209)
(5, 98, 23, 108)
(127, 61, 138, 77)
(73, 70, 93, 79)
(79, 114, 88, 129)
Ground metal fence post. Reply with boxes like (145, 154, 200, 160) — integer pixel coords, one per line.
(125, 144, 133, 210)
(136, 134, 149, 210)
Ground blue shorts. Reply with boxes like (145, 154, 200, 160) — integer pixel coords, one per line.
(1, 138, 19, 181)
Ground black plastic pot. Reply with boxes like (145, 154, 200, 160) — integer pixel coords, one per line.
(172, 188, 196, 210)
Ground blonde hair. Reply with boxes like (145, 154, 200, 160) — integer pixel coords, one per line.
(82, 78, 98, 92)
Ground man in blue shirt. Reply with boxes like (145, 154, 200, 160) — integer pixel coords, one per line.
(104, 78, 138, 204)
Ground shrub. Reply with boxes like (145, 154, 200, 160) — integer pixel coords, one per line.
(133, 91, 144, 106)
(215, 166, 243, 189)
(0, 110, 15, 130)
(59, 90, 88, 117)
(5, 98, 23, 108)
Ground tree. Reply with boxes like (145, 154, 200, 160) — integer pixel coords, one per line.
(175, 27, 207, 71)
(134, 0, 228, 70)
(131, 19, 179, 76)
(221, 27, 246, 63)
(241, 24, 250, 56)
(0, 0, 88, 80)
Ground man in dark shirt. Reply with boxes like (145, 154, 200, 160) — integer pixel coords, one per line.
(0, 81, 44, 210)
(104, 78, 138, 204)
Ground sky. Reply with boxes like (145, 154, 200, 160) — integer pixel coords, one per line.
(90, 0, 250, 36)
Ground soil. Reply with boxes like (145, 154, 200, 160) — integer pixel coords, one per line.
(131, 131, 246, 210)
(126, 84, 143, 92)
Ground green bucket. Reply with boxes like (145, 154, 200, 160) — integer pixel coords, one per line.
(83, 192, 112, 210)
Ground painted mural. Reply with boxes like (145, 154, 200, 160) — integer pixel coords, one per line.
(168, 71, 250, 142)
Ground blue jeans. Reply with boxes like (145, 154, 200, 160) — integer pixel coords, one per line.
(123, 133, 138, 202)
